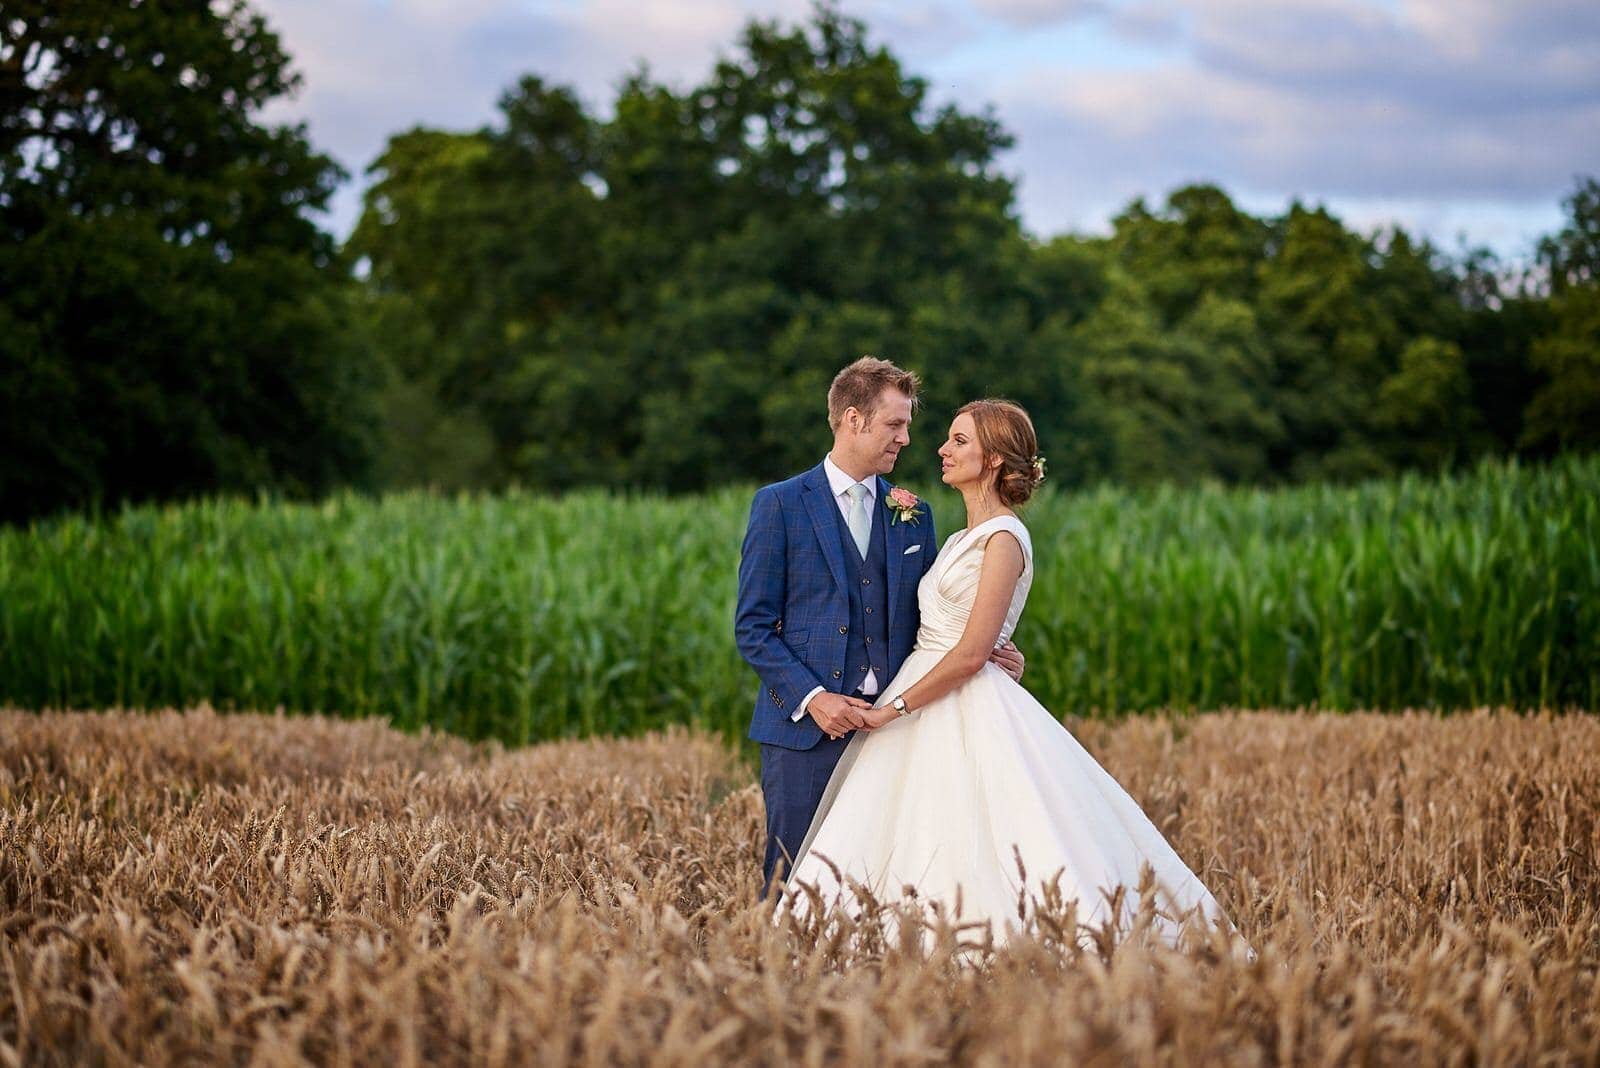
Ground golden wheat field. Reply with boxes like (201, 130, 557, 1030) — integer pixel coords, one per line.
(2, 707, 1598, 1066)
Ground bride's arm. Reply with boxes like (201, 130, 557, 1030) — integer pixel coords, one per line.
(863, 531, 1025, 728)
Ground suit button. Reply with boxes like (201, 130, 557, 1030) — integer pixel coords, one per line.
(865, 637, 873, 645)
(839, 626, 847, 634)
(832, 670, 842, 678)
(865, 607, 873, 614)
(862, 578, 870, 585)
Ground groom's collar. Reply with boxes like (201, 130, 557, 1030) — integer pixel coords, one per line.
(822, 454, 878, 502)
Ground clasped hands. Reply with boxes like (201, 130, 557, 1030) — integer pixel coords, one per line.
(807, 641, 1025, 739)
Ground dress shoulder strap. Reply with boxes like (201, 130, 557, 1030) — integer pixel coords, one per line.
(973, 515, 1032, 569)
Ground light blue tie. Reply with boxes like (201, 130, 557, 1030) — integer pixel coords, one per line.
(845, 483, 871, 559)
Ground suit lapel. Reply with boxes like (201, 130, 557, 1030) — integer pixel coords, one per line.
(802, 463, 849, 597)
(880, 475, 905, 636)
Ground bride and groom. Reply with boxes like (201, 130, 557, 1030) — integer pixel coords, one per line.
(735, 356, 1235, 946)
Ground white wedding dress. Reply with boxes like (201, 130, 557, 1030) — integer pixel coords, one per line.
(783, 515, 1236, 948)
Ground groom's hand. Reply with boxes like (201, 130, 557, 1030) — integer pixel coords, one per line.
(990, 640, 1025, 681)
(809, 692, 872, 740)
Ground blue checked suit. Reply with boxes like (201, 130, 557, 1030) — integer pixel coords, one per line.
(734, 461, 937, 890)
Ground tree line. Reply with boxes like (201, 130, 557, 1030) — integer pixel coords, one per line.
(3, 2, 1596, 524)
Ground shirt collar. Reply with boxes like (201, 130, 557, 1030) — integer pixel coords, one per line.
(823, 454, 876, 501)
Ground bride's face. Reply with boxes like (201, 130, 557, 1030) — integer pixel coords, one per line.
(938, 413, 996, 490)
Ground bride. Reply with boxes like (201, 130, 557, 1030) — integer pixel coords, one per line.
(782, 399, 1239, 949)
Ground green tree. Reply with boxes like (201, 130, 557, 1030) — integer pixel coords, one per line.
(1255, 204, 1392, 480)
(0, 0, 372, 523)
(1068, 272, 1208, 483)
(1520, 178, 1600, 452)
(346, 128, 503, 489)
(1520, 294, 1600, 452)
(1376, 337, 1473, 468)
(1109, 184, 1269, 326)
(352, 7, 1030, 493)
(1058, 189, 1282, 485)
(342, 10, 1589, 498)
(1174, 293, 1284, 482)
(1537, 177, 1600, 294)
(1456, 255, 1546, 455)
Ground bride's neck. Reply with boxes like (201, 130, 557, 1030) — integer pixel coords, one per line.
(959, 485, 1011, 529)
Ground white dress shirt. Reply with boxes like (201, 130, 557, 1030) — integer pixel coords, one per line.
(793, 455, 881, 721)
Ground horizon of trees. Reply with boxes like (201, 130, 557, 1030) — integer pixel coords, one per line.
(3, 1, 1597, 525)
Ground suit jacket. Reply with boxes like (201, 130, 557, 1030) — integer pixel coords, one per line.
(735, 461, 937, 750)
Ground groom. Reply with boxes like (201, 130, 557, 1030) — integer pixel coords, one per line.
(735, 356, 1024, 894)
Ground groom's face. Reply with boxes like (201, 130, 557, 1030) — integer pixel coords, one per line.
(849, 388, 914, 476)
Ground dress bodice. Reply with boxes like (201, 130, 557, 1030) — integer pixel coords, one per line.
(914, 515, 1033, 653)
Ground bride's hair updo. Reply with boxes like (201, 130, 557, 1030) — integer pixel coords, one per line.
(955, 398, 1044, 507)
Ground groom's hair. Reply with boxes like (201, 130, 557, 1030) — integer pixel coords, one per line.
(827, 356, 920, 431)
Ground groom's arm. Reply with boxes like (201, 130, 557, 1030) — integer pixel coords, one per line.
(735, 487, 825, 717)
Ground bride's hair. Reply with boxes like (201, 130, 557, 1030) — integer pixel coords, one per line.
(955, 398, 1042, 507)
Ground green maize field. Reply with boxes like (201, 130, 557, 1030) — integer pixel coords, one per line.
(2, 455, 1595, 744)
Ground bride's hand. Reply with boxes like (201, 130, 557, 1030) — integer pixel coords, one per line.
(861, 705, 901, 730)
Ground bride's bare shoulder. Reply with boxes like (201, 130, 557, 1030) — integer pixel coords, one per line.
(977, 514, 1028, 542)
(977, 517, 1032, 564)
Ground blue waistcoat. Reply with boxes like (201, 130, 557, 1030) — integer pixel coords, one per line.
(831, 493, 891, 693)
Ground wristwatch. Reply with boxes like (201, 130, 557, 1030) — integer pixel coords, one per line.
(891, 695, 909, 717)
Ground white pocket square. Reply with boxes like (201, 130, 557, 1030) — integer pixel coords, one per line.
(903, 544, 921, 555)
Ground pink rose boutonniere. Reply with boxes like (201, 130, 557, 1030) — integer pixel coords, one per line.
(886, 486, 921, 525)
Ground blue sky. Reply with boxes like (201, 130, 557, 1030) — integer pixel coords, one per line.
(256, 0, 1600, 262)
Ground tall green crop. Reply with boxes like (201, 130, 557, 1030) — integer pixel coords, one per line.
(2, 456, 1595, 744)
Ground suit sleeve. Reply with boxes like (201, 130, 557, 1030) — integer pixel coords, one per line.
(794, 686, 824, 721)
(735, 486, 824, 713)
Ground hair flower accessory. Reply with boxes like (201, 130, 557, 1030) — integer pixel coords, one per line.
(1030, 454, 1047, 485)
(885, 486, 921, 525)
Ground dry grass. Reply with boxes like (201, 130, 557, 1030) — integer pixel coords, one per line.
(2, 706, 1597, 1065)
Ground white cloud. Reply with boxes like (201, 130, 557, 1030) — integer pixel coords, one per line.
(971, 0, 1103, 28)
(1104, 0, 1184, 45)
(989, 0, 1599, 251)
(1185, 0, 1600, 109)
(246, 0, 1600, 256)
